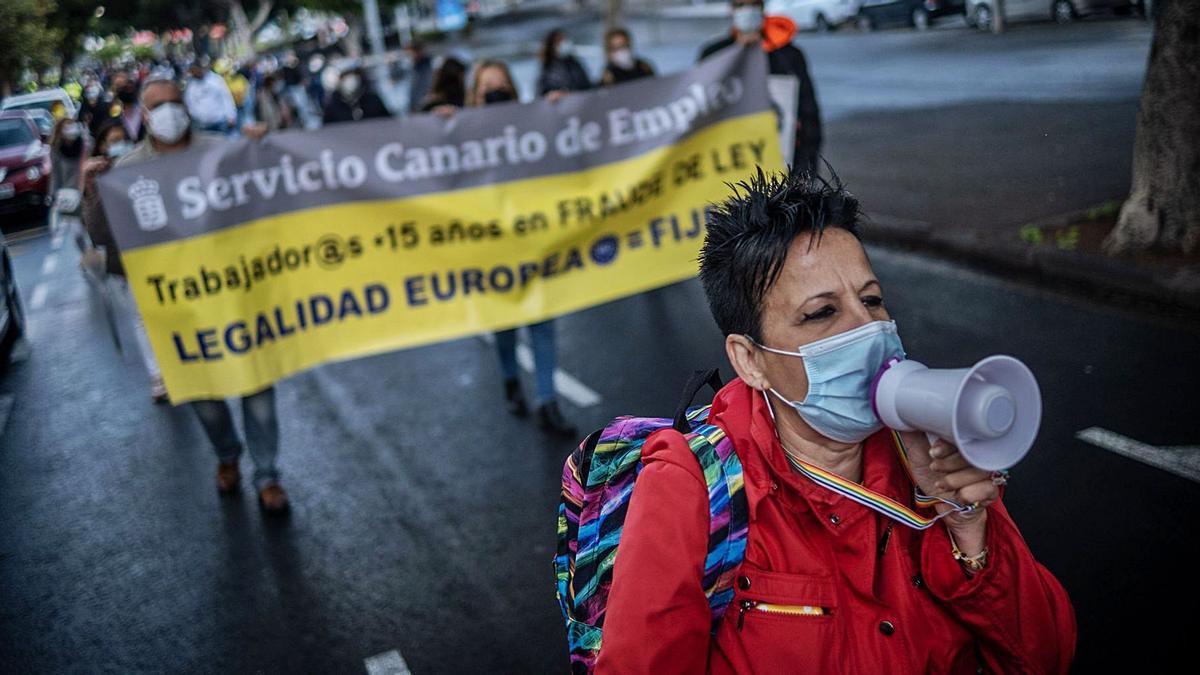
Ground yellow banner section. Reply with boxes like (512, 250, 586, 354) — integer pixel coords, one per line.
(124, 112, 782, 402)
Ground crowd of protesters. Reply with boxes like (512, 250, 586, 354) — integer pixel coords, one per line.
(14, 3, 821, 516)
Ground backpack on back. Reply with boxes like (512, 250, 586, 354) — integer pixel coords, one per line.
(554, 370, 750, 673)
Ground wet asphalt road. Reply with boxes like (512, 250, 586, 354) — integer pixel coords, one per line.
(3, 13, 1195, 675)
(3, 232, 1197, 674)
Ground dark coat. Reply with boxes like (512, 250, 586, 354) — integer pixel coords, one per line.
(700, 37, 823, 171)
(600, 59, 655, 87)
(537, 56, 591, 95)
(322, 90, 390, 125)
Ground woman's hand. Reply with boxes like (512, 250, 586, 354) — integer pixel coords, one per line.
(82, 156, 111, 189)
(431, 104, 457, 118)
(900, 433, 999, 555)
(241, 122, 269, 141)
(546, 89, 568, 103)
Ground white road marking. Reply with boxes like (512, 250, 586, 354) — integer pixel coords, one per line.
(477, 333, 602, 408)
(41, 254, 58, 275)
(29, 283, 48, 310)
(1076, 427, 1200, 483)
(515, 343, 602, 408)
(364, 649, 412, 675)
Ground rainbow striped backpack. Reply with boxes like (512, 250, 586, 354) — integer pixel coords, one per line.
(554, 370, 750, 673)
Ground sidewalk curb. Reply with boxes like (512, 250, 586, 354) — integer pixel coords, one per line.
(865, 213, 1200, 312)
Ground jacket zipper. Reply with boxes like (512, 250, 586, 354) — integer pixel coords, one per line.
(737, 600, 829, 630)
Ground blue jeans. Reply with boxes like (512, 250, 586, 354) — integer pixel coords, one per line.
(195, 120, 232, 136)
(191, 387, 280, 489)
(494, 319, 556, 406)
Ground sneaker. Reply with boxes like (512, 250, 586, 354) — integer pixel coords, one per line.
(536, 401, 577, 437)
(216, 460, 241, 494)
(150, 376, 169, 404)
(504, 377, 528, 418)
(258, 483, 290, 516)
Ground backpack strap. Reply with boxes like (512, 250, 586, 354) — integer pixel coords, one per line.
(683, 416, 749, 633)
(673, 368, 724, 432)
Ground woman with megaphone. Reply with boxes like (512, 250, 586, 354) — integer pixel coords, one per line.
(594, 169, 1075, 673)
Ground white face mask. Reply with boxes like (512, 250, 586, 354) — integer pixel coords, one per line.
(558, 39, 575, 57)
(107, 140, 134, 159)
(733, 6, 764, 33)
(61, 123, 81, 141)
(339, 75, 361, 97)
(610, 48, 634, 70)
(754, 320, 906, 444)
(147, 102, 190, 144)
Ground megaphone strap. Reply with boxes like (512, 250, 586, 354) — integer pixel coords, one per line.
(781, 431, 973, 531)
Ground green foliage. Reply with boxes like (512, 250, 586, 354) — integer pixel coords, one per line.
(132, 45, 159, 62)
(1055, 225, 1080, 251)
(93, 39, 128, 66)
(1085, 200, 1121, 222)
(0, 0, 62, 90)
(1019, 224, 1044, 246)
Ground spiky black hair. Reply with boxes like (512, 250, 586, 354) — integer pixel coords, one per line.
(698, 166, 862, 341)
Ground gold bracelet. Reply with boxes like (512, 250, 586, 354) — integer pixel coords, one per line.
(949, 533, 988, 573)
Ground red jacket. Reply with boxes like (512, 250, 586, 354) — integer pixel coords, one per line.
(597, 379, 1075, 674)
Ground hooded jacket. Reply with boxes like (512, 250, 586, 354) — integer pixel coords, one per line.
(700, 16, 823, 171)
(596, 378, 1076, 674)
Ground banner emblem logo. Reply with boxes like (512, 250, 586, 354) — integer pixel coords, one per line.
(128, 176, 168, 231)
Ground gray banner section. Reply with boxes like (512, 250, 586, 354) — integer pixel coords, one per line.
(99, 46, 768, 252)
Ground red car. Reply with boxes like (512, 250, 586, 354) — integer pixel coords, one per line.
(0, 110, 52, 220)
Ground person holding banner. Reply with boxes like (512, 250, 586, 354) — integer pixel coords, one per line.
(418, 57, 467, 113)
(88, 77, 291, 514)
(323, 67, 391, 125)
(462, 60, 577, 436)
(538, 29, 591, 97)
(596, 170, 1074, 673)
(600, 28, 656, 87)
(700, 0, 822, 172)
(82, 123, 168, 404)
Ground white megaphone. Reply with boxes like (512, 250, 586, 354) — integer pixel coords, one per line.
(872, 356, 1042, 471)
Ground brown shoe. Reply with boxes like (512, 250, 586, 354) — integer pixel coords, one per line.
(258, 483, 290, 516)
(216, 461, 241, 494)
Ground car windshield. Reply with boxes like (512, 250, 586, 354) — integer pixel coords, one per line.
(0, 120, 34, 146)
(3, 100, 55, 113)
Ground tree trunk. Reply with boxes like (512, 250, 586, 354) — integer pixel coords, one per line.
(343, 17, 364, 59)
(992, 0, 1006, 34)
(606, 0, 624, 29)
(226, 0, 272, 60)
(1104, 0, 1200, 256)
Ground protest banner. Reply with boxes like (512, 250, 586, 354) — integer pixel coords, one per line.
(99, 46, 784, 402)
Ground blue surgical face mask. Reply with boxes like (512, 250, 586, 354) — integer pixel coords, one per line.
(752, 320, 905, 444)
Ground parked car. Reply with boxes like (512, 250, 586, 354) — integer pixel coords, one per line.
(966, 0, 1142, 28)
(0, 88, 78, 121)
(767, 0, 864, 31)
(0, 230, 24, 368)
(21, 109, 55, 141)
(856, 0, 967, 30)
(0, 111, 52, 220)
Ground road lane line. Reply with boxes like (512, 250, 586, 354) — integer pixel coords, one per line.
(476, 333, 602, 408)
(41, 254, 58, 275)
(364, 649, 413, 675)
(29, 283, 48, 310)
(515, 344, 602, 408)
(1076, 427, 1200, 484)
